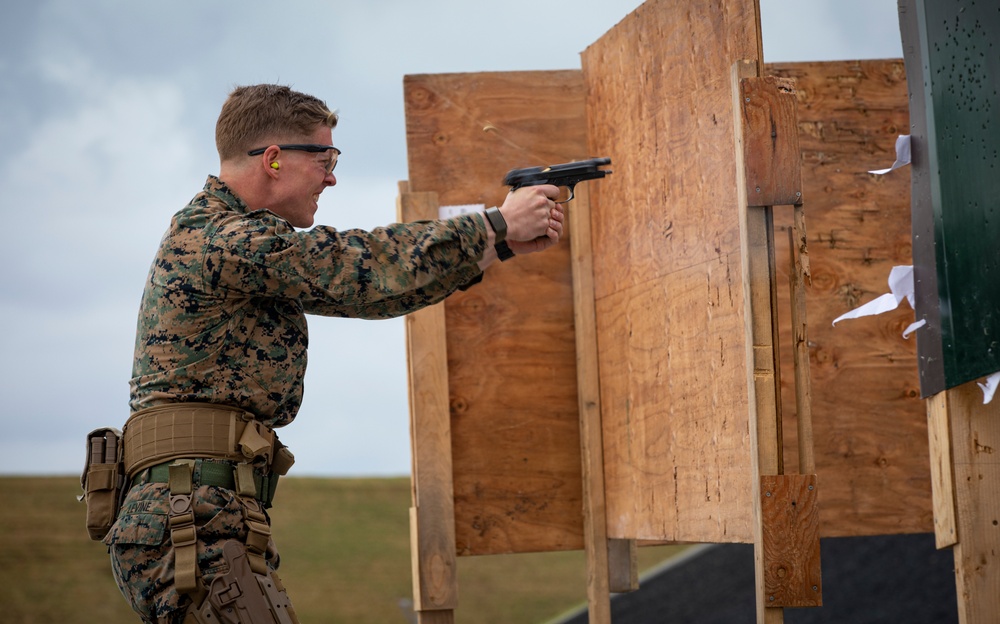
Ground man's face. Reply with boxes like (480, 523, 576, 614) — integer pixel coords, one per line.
(269, 125, 338, 228)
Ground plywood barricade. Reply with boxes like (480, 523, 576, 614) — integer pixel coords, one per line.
(767, 60, 932, 538)
(402, 2, 932, 622)
(404, 70, 588, 560)
(582, 0, 763, 547)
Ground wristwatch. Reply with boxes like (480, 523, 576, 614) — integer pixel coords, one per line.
(484, 207, 515, 261)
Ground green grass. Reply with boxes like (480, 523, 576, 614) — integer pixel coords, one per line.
(0, 476, 684, 623)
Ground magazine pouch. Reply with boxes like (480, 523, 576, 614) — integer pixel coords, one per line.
(80, 427, 125, 540)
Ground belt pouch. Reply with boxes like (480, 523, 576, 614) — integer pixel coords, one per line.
(80, 427, 125, 540)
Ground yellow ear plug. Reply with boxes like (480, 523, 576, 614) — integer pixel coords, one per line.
(271, 162, 280, 169)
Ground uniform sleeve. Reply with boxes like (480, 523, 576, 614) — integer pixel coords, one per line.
(201, 212, 488, 319)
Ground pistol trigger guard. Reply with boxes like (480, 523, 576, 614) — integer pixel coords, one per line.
(563, 184, 576, 203)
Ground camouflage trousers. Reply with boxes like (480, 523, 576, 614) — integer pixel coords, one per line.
(105, 461, 280, 624)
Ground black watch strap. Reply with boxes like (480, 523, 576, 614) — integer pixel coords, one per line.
(484, 207, 515, 261)
(494, 240, 515, 261)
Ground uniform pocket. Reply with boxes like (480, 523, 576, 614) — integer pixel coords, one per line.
(104, 494, 174, 620)
(104, 486, 170, 547)
(105, 513, 167, 547)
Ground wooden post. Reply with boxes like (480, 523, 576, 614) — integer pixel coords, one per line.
(732, 58, 784, 624)
(787, 206, 815, 475)
(734, 58, 821, 622)
(607, 539, 639, 594)
(760, 474, 822, 607)
(569, 183, 615, 623)
(926, 391, 958, 549)
(928, 382, 1000, 623)
(400, 183, 458, 624)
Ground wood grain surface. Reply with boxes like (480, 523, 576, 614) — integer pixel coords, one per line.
(583, 0, 761, 543)
(767, 60, 932, 537)
(760, 474, 822, 607)
(405, 71, 588, 555)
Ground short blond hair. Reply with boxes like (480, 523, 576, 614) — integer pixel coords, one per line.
(215, 84, 338, 161)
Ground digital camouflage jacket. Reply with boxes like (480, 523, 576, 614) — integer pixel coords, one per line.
(129, 175, 487, 427)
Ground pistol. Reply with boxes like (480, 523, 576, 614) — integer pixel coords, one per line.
(503, 157, 612, 203)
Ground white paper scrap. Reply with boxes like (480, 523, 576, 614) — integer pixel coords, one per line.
(978, 372, 999, 405)
(438, 204, 485, 219)
(903, 319, 927, 339)
(833, 265, 916, 326)
(831, 263, 995, 403)
(869, 135, 912, 175)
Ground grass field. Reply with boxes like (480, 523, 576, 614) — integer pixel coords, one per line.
(0, 476, 684, 623)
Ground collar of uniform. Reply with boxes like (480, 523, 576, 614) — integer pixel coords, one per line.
(203, 175, 250, 215)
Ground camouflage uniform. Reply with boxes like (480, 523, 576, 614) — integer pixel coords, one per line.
(107, 175, 487, 622)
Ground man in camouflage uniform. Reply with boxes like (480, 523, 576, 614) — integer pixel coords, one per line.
(106, 84, 563, 623)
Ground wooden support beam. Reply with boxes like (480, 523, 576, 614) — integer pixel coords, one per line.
(400, 184, 458, 621)
(733, 57, 784, 624)
(740, 76, 802, 209)
(787, 206, 815, 476)
(569, 183, 615, 623)
(607, 538, 639, 594)
(734, 57, 820, 623)
(760, 474, 822, 607)
(416, 610, 454, 624)
(933, 382, 1000, 623)
(927, 391, 958, 548)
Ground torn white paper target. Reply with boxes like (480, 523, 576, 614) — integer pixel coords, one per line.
(978, 372, 999, 405)
(868, 135, 911, 175)
(833, 265, 996, 405)
(832, 265, 917, 329)
(902, 318, 927, 339)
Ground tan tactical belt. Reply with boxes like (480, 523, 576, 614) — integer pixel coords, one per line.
(122, 403, 292, 479)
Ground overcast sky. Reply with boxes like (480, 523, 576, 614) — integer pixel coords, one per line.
(0, 0, 903, 477)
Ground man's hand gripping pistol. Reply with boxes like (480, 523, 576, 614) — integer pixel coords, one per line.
(503, 157, 612, 203)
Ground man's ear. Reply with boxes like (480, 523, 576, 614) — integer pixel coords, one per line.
(263, 145, 281, 177)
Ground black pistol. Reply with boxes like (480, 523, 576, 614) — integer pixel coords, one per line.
(503, 157, 612, 202)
